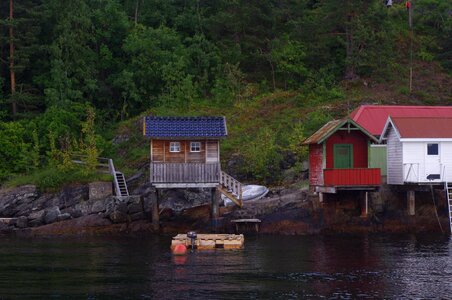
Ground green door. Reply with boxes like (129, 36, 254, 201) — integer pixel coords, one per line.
(334, 144, 353, 169)
(369, 145, 387, 175)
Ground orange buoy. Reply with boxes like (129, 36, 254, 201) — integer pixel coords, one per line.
(172, 244, 187, 256)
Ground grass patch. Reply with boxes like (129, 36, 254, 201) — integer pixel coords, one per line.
(6, 166, 113, 192)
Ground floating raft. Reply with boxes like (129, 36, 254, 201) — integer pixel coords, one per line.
(171, 234, 244, 250)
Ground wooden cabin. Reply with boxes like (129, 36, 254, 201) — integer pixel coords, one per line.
(380, 116, 452, 185)
(303, 118, 381, 194)
(143, 116, 243, 211)
(143, 116, 227, 188)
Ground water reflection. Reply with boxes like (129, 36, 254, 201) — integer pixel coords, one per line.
(0, 234, 450, 299)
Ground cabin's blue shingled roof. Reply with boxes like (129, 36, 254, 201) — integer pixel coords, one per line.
(144, 116, 227, 138)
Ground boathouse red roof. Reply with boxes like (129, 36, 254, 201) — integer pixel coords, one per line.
(385, 117, 452, 139)
(350, 105, 452, 136)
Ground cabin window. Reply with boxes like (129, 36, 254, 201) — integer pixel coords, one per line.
(169, 142, 181, 152)
(427, 143, 438, 155)
(190, 142, 201, 152)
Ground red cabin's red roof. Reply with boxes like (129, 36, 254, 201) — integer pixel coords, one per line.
(350, 105, 452, 136)
(390, 117, 452, 138)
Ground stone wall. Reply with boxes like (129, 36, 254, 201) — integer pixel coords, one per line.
(88, 182, 113, 200)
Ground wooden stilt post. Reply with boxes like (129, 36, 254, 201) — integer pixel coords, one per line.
(211, 187, 220, 231)
(319, 192, 324, 203)
(152, 189, 160, 231)
(361, 191, 369, 218)
(407, 190, 415, 216)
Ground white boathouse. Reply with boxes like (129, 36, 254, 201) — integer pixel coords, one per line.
(380, 116, 452, 185)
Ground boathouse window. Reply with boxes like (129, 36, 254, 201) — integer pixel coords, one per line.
(190, 142, 201, 152)
(169, 142, 181, 152)
(427, 143, 438, 155)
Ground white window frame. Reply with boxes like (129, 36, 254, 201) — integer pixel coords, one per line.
(169, 142, 181, 153)
(190, 141, 201, 152)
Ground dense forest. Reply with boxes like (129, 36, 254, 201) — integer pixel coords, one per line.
(0, 0, 451, 188)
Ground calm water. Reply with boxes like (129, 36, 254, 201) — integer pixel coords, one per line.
(0, 234, 450, 299)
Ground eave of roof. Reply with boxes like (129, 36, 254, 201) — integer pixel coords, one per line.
(389, 117, 452, 139)
(303, 118, 378, 145)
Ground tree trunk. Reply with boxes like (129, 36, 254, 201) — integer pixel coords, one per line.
(344, 13, 357, 80)
(134, 0, 139, 25)
(9, 0, 17, 117)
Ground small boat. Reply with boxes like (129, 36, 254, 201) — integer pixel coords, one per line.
(222, 185, 269, 206)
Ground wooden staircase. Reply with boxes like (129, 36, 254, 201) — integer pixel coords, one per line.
(445, 182, 452, 234)
(218, 171, 243, 207)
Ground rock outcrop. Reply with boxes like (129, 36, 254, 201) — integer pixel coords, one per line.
(0, 181, 449, 236)
(0, 184, 151, 235)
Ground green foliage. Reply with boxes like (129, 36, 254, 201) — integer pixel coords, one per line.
(0, 0, 450, 185)
(304, 110, 333, 136)
(271, 36, 309, 88)
(241, 127, 281, 182)
(286, 123, 308, 162)
(6, 166, 112, 192)
(80, 106, 99, 173)
(211, 63, 245, 104)
(0, 122, 33, 180)
(31, 128, 41, 169)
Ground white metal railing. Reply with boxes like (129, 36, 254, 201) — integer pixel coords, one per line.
(403, 163, 420, 182)
(72, 154, 123, 197)
(445, 181, 452, 234)
(108, 159, 122, 197)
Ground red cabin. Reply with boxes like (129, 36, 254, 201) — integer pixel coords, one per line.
(303, 118, 381, 194)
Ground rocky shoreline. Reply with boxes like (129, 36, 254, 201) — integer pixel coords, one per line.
(0, 183, 449, 237)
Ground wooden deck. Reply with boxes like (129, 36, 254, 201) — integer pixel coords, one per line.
(171, 234, 244, 249)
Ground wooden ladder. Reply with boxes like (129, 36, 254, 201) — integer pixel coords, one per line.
(218, 171, 243, 207)
(445, 182, 452, 234)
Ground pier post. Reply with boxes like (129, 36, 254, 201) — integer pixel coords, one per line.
(360, 191, 369, 217)
(318, 192, 324, 203)
(211, 187, 220, 231)
(152, 189, 160, 231)
(407, 190, 415, 216)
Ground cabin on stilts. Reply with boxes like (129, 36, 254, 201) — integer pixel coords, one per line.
(143, 116, 243, 229)
(380, 116, 452, 229)
(350, 105, 452, 179)
(380, 116, 452, 185)
(303, 118, 381, 216)
(350, 105, 452, 224)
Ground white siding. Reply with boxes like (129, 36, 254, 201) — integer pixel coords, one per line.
(387, 126, 404, 185)
(440, 142, 452, 182)
(400, 141, 452, 183)
(402, 142, 424, 183)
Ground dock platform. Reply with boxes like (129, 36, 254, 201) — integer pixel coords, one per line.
(171, 233, 244, 250)
(231, 218, 261, 233)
